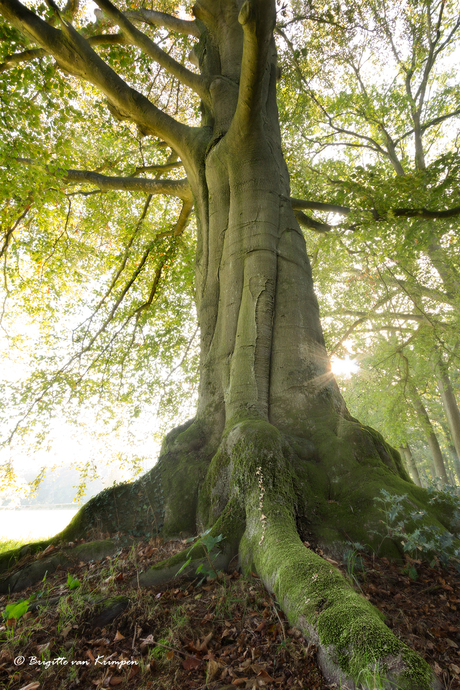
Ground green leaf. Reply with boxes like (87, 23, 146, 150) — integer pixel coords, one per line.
(3, 599, 29, 621)
(67, 573, 80, 590)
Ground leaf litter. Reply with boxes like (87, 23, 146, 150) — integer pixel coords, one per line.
(0, 537, 458, 689)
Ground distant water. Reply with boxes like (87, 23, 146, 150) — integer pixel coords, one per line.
(0, 508, 80, 541)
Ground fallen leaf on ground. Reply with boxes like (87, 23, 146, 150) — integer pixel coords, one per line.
(257, 668, 275, 682)
(182, 655, 201, 670)
(207, 658, 221, 681)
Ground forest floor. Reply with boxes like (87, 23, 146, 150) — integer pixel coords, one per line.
(0, 536, 459, 690)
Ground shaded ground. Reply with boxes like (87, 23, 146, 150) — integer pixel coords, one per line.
(0, 537, 459, 690)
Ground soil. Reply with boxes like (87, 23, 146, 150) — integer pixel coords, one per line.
(0, 537, 459, 690)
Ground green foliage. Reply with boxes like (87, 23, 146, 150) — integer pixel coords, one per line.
(343, 542, 366, 587)
(176, 529, 224, 583)
(2, 598, 29, 622)
(401, 562, 418, 581)
(66, 573, 80, 590)
(277, 0, 460, 473)
(0, 538, 27, 555)
(427, 482, 460, 530)
(1, 568, 50, 622)
(373, 488, 460, 570)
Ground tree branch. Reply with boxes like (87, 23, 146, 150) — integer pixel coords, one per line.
(305, 91, 390, 160)
(174, 199, 193, 236)
(124, 9, 200, 38)
(14, 158, 192, 200)
(391, 206, 460, 220)
(0, 0, 194, 157)
(0, 200, 33, 259)
(345, 269, 454, 305)
(93, 0, 209, 102)
(330, 316, 368, 356)
(293, 210, 333, 234)
(133, 162, 183, 175)
(394, 107, 460, 146)
(230, 0, 276, 136)
(0, 47, 44, 72)
(290, 195, 460, 225)
(0, 34, 127, 72)
(63, 170, 192, 200)
(291, 197, 350, 216)
(337, 310, 428, 322)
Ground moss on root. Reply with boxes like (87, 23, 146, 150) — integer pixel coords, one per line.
(0, 410, 454, 688)
(218, 417, 441, 689)
(136, 498, 244, 588)
(53, 418, 216, 544)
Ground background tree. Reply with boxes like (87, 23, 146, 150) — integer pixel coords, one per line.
(0, 1, 457, 687)
(278, 0, 460, 475)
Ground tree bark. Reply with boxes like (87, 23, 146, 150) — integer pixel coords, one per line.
(400, 444, 422, 487)
(435, 357, 460, 473)
(408, 384, 448, 485)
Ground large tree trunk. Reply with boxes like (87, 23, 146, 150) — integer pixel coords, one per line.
(1, 3, 456, 688)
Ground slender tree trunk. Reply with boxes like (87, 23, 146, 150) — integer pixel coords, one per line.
(400, 444, 422, 487)
(435, 357, 460, 471)
(426, 239, 460, 295)
(447, 443, 460, 483)
(408, 384, 448, 485)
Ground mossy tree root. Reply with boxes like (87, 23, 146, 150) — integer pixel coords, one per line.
(1, 414, 456, 688)
(57, 418, 216, 544)
(202, 418, 446, 690)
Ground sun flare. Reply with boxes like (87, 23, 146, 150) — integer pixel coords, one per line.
(330, 355, 359, 379)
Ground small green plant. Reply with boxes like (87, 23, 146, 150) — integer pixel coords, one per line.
(67, 573, 81, 590)
(427, 482, 460, 532)
(401, 562, 418, 581)
(176, 529, 224, 583)
(343, 542, 366, 588)
(373, 488, 460, 571)
(2, 598, 29, 622)
(1, 570, 50, 624)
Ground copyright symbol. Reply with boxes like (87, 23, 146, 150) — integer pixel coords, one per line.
(14, 656, 25, 666)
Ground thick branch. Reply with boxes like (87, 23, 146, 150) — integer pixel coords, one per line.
(290, 196, 460, 225)
(391, 206, 460, 220)
(0, 47, 44, 71)
(0, 34, 127, 72)
(293, 210, 332, 234)
(291, 197, 350, 216)
(93, 0, 209, 101)
(173, 199, 193, 236)
(64, 170, 192, 199)
(124, 9, 200, 38)
(0, 0, 193, 157)
(14, 157, 192, 199)
(231, 0, 276, 135)
(337, 310, 428, 322)
(134, 162, 183, 175)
